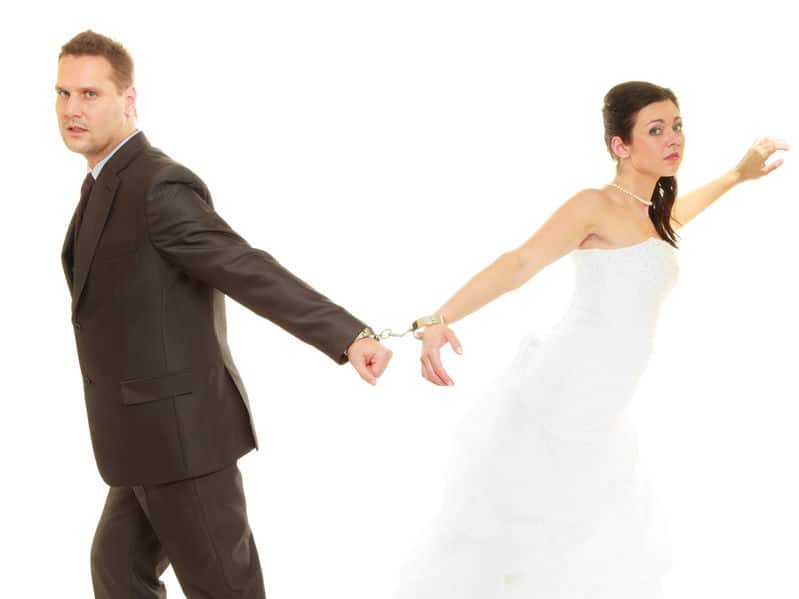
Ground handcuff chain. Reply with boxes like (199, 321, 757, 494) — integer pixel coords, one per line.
(377, 327, 414, 340)
(377, 315, 447, 341)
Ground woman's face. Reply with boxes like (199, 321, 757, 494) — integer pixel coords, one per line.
(615, 100, 684, 177)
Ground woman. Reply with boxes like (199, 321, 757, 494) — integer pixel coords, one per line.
(393, 81, 788, 598)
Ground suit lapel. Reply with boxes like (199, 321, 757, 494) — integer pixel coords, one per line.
(71, 173, 120, 315)
(68, 131, 151, 316)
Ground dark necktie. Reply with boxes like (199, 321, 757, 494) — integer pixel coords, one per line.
(74, 172, 95, 245)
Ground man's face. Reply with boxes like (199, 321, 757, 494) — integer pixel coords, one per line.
(55, 54, 135, 168)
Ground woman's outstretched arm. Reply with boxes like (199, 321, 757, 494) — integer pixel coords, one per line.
(671, 136, 788, 229)
(418, 189, 605, 386)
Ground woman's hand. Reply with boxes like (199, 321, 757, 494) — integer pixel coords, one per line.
(734, 136, 790, 182)
(420, 324, 463, 386)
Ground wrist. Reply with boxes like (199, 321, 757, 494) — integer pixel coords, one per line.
(346, 326, 379, 355)
(726, 168, 744, 186)
(412, 313, 447, 339)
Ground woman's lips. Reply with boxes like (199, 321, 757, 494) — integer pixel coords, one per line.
(665, 152, 680, 161)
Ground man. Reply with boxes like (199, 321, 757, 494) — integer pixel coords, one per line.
(56, 29, 392, 598)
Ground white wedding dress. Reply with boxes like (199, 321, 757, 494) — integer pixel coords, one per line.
(394, 236, 679, 598)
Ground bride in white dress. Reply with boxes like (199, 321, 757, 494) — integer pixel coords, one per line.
(394, 82, 788, 598)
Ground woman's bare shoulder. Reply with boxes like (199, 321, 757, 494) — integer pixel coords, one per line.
(573, 187, 613, 201)
(562, 187, 615, 215)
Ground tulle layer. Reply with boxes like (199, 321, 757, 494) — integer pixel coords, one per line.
(393, 333, 672, 598)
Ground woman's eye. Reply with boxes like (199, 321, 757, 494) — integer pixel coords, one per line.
(649, 127, 662, 135)
(674, 123, 683, 132)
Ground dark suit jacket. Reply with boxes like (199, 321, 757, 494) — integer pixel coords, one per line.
(61, 132, 367, 486)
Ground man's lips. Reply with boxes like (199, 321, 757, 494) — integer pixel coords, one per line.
(66, 125, 88, 135)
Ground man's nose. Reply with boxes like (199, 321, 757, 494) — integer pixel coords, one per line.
(65, 94, 83, 117)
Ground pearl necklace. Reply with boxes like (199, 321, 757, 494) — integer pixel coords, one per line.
(609, 182, 653, 206)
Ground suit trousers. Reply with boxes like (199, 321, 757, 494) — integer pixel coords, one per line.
(90, 461, 266, 598)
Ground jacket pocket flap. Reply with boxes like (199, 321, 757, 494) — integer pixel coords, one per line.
(121, 369, 197, 405)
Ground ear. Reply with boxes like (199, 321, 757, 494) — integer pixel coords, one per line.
(124, 85, 137, 118)
(610, 135, 630, 160)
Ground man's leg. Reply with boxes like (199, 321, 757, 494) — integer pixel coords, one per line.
(91, 485, 170, 598)
(133, 461, 266, 599)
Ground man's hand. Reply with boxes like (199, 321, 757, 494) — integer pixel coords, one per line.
(347, 339, 392, 385)
(420, 324, 463, 386)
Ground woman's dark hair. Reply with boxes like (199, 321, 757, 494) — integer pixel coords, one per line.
(602, 81, 682, 248)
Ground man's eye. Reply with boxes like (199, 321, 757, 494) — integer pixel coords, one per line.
(57, 90, 68, 98)
(85, 91, 97, 98)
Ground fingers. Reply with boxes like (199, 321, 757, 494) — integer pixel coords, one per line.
(351, 354, 377, 385)
(421, 354, 448, 386)
(446, 329, 464, 355)
(763, 158, 784, 175)
(774, 138, 791, 151)
(419, 326, 463, 386)
(428, 348, 453, 385)
(739, 136, 789, 181)
(370, 347, 393, 378)
(756, 136, 787, 176)
(755, 136, 790, 157)
(421, 359, 445, 386)
(348, 340, 393, 386)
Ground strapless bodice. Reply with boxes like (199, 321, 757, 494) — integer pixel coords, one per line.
(565, 236, 679, 332)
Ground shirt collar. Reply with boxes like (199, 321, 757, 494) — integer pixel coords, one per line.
(88, 129, 142, 180)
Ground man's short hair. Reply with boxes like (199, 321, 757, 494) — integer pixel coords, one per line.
(60, 30, 134, 93)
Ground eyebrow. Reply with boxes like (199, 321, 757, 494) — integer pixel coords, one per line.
(55, 85, 98, 93)
(647, 117, 682, 125)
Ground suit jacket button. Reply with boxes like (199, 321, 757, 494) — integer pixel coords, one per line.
(73, 321, 82, 330)
(83, 375, 92, 384)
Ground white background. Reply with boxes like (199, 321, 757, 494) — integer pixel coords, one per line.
(1, 1, 796, 597)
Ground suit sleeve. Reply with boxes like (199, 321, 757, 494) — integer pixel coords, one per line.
(145, 181, 367, 364)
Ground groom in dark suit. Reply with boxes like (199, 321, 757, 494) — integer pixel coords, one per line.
(56, 30, 392, 598)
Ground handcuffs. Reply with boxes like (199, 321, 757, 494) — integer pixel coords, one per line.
(377, 314, 447, 340)
(351, 314, 447, 349)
